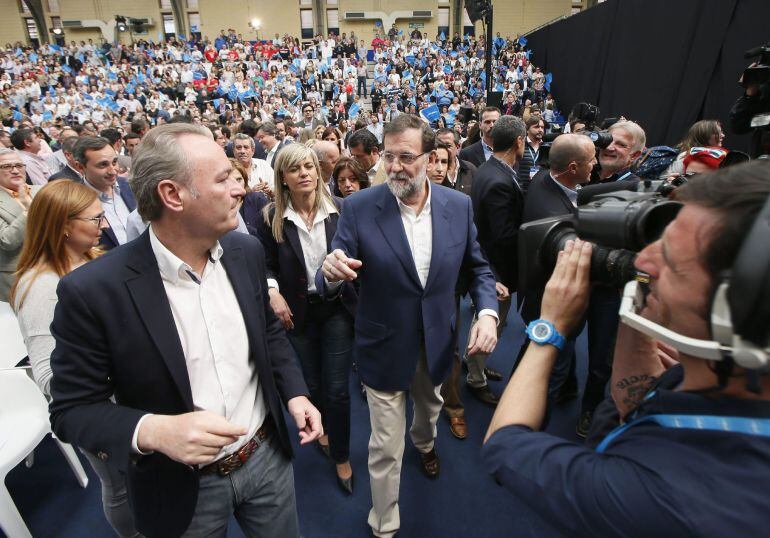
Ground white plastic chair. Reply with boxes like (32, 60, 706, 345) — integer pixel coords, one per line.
(0, 368, 89, 538)
(0, 301, 27, 369)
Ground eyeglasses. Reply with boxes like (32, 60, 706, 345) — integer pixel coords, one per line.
(73, 212, 106, 226)
(382, 151, 429, 165)
(0, 163, 26, 171)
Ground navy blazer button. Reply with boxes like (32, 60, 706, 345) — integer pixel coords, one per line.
(97, 451, 109, 461)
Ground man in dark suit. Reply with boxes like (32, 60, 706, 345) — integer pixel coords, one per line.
(459, 106, 500, 167)
(436, 128, 475, 196)
(48, 136, 82, 182)
(49, 123, 321, 538)
(467, 115, 527, 405)
(320, 114, 499, 538)
(257, 122, 292, 168)
(72, 136, 136, 250)
(60, 50, 83, 73)
(519, 134, 594, 393)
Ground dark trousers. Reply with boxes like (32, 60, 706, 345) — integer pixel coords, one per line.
(440, 294, 464, 418)
(583, 286, 620, 413)
(287, 299, 353, 463)
(357, 76, 367, 97)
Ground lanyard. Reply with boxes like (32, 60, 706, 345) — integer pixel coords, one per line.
(527, 145, 539, 164)
(596, 412, 770, 453)
(614, 171, 632, 182)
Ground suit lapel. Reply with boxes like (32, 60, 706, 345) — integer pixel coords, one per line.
(374, 187, 422, 289)
(546, 175, 576, 214)
(283, 220, 305, 268)
(325, 213, 338, 252)
(424, 187, 450, 293)
(125, 234, 194, 410)
(0, 188, 23, 221)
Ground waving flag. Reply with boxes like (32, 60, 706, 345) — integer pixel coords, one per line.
(518, 36, 528, 47)
(29, 52, 38, 62)
(545, 72, 553, 92)
(42, 111, 53, 121)
(420, 103, 440, 123)
(348, 102, 360, 118)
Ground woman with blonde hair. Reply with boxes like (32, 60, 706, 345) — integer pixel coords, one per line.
(11, 180, 140, 537)
(255, 143, 358, 494)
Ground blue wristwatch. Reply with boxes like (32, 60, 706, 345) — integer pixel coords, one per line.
(525, 319, 565, 350)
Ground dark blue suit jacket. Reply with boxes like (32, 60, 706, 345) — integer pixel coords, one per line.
(100, 178, 136, 250)
(49, 230, 308, 537)
(256, 197, 357, 330)
(318, 183, 497, 391)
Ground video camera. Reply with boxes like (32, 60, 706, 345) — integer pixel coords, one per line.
(518, 182, 683, 293)
(743, 43, 770, 144)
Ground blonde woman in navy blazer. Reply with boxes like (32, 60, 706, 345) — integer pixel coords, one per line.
(256, 143, 358, 494)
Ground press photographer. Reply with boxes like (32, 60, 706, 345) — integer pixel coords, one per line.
(729, 43, 770, 157)
(484, 161, 770, 537)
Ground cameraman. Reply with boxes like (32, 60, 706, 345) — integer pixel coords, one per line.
(483, 162, 770, 537)
(729, 67, 770, 157)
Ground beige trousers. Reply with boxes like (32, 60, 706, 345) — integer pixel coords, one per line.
(364, 353, 444, 538)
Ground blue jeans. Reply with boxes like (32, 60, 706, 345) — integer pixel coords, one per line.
(182, 432, 299, 537)
(288, 299, 353, 463)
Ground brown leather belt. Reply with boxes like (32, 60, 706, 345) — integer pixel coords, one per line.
(200, 415, 274, 477)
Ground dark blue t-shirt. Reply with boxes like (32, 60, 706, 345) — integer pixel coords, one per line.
(483, 378, 770, 537)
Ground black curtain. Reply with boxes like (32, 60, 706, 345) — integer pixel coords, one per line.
(526, 0, 770, 153)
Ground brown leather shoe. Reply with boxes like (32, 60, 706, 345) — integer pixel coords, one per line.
(419, 448, 440, 479)
(449, 417, 467, 440)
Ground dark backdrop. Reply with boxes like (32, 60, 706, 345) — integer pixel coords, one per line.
(526, 0, 770, 152)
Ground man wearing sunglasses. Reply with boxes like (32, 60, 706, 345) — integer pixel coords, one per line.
(321, 114, 498, 538)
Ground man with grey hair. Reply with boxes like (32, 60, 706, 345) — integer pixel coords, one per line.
(320, 114, 498, 538)
(49, 123, 322, 537)
(313, 140, 341, 188)
(233, 132, 274, 195)
(598, 120, 645, 184)
(467, 115, 527, 406)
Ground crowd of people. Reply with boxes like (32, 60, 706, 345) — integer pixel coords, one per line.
(2, 22, 770, 538)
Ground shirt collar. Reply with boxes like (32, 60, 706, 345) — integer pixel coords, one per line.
(549, 173, 578, 205)
(83, 176, 120, 202)
(149, 225, 223, 285)
(283, 196, 338, 224)
(492, 154, 519, 179)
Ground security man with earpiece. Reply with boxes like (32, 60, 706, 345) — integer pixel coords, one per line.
(482, 161, 770, 537)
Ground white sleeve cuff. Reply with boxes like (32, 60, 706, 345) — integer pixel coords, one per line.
(131, 414, 155, 455)
(267, 278, 279, 291)
(478, 308, 500, 326)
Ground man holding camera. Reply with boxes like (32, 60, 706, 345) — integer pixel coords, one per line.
(483, 162, 770, 537)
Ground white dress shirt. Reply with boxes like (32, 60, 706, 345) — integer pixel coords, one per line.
(284, 198, 338, 294)
(132, 227, 266, 461)
(396, 181, 497, 321)
(249, 158, 274, 190)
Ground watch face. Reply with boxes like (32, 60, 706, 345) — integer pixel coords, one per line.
(532, 322, 552, 341)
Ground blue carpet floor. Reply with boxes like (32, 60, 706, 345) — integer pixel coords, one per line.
(5, 298, 586, 537)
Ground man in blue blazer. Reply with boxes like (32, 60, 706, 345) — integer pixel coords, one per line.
(320, 114, 499, 538)
(72, 136, 137, 250)
(50, 124, 321, 538)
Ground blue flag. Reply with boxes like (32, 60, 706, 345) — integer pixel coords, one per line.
(182, 54, 191, 62)
(193, 71, 203, 80)
(49, 44, 62, 52)
(29, 53, 38, 62)
(445, 110, 457, 126)
(213, 98, 221, 109)
(443, 65, 451, 75)
(15, 48, 22, 57)
(308, 74, 315, 84)
(178, 34, 186, 41)
(13, 110, 23, 121)
(405, 55, 415, 66)
(61, 64, 72, 73)
(105, 89, 116, 97)
(348, 102, 360, 118)
(518, 36, 528, 47)
(228, 87, 237, 101)
(47, 85, 55, 96)
(545, 72, 553, 92)
(81, 92, 94, 100)
(420, 103, 440, 123)
(158, 31, 164, 42)
(439, 31, 446, 41)
(42, 111, 53, 121)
